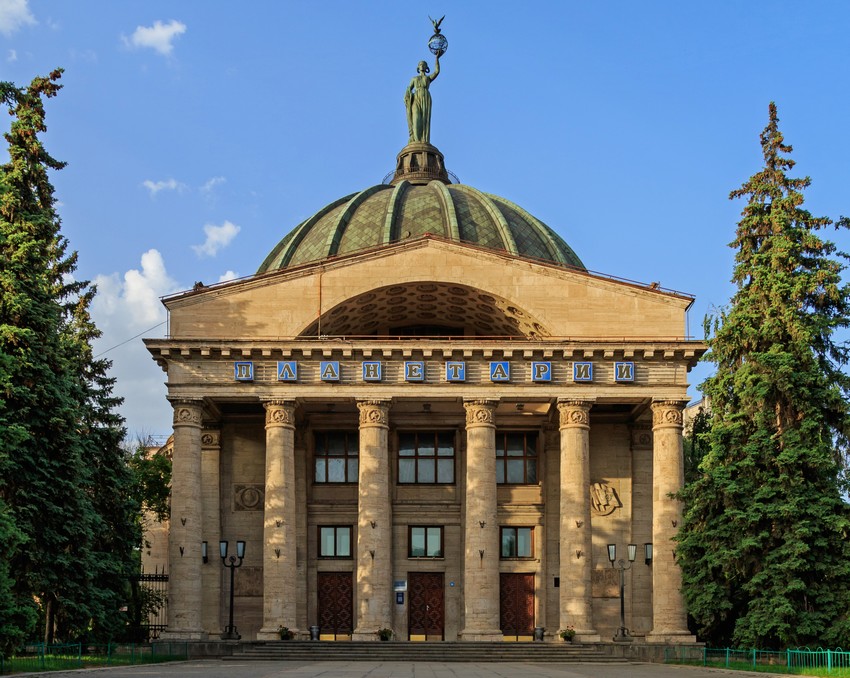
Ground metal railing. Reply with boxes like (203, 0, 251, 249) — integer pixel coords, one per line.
(665, 645, 850, 674)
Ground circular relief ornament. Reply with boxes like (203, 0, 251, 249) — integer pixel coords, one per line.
(174, 406, 201, 425)
(201, 431, 220, 447)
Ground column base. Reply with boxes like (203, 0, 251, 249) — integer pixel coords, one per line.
(575, 632, 601, 643)
(459, 628, 504, 641)
(646, 631, 697, 644)
(351, 629, 381, 641)
(159, 629, 208, 641)
(257, 627, 300, 641)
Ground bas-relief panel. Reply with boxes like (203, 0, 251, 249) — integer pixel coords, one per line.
(591, 567, 619, 598)
(234, 566, 264, 596)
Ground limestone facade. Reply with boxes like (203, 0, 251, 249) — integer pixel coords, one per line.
(146, 236, 703, 643)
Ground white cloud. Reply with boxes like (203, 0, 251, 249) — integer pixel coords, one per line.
(192, 221, 241, 258)
(123, 19, 186, 56)
(91, 249, 182, 439)
(142, 178, 185, 197)
(218, 270, 239, 283)
(7, 49, 17, 62)
(200, 176, 226, 196)
(0, 0, 36, 36)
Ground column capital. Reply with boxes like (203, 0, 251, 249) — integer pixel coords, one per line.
(651, 399, 689, 430)
(263, 399, 296, 428)
(200, 427, 220, 449)
(356, 399, 391, 427)
(556, 399, 594, 430)
(168, 398, 204, 428)
(463, 399, 498, 427)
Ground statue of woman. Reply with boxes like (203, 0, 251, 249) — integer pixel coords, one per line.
(404, 54, 440, 144)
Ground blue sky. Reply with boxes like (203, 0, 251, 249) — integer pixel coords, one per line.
(3, 1, 850, 440)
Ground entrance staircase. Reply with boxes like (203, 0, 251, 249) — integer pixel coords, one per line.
(228, 640, 626, 663)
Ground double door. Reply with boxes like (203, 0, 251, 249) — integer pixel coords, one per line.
(317, 572, 353, 639)
(499, 573, 534, 639)
(408, 572, 444, 640)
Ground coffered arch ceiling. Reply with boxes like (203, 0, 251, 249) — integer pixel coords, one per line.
(298, 281, 551, 338)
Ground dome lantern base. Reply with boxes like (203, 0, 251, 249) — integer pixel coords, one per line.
(391, 142, 450, 185)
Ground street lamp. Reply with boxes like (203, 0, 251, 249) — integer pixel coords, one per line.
(220, 539, 245, 640)
(607, 543, 636, 642)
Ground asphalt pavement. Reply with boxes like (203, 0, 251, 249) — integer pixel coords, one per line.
(22, 659, 788, 678)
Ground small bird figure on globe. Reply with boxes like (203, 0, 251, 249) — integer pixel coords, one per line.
(428, 15, 447, 56)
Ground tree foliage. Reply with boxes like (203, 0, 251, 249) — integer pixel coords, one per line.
(677, 103, 850, 648)
(0, 71, 140, 652)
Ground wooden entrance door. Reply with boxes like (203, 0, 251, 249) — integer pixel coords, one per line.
(317, 572, 353, 639)
(499, 573, 534, 639)
(408, 572, 444, 640)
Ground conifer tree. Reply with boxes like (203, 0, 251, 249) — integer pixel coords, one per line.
(677, 103, 850, 648)
(0, 70, 137, 649)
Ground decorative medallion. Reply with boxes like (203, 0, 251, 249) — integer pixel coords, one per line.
(201, 429, 220, 448)
(234, 484, 265, 511)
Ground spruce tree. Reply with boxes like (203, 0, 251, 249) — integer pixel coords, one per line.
(0, 70, 137, 648)
(677, 103, 850, 648)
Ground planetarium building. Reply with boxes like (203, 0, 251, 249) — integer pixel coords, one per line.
(145, 44, 704, 644)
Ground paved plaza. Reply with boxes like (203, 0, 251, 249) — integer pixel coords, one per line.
(31, 659, 786, 678)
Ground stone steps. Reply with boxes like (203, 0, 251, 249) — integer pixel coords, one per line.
(228, 640, 626, 663)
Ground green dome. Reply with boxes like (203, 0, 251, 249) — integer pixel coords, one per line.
(257, 180, 584, 273)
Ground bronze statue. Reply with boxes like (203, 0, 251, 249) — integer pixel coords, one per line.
(404, 55, 440, 143)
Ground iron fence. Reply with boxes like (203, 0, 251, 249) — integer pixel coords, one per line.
(665, 645, 850, 674)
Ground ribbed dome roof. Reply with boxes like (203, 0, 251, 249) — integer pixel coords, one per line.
(257, 180, 584, 273)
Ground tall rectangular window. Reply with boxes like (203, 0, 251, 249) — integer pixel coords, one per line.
(314, 431, 359, 483)
(409, 526, 443, 558)
(398, 431, 455, 484)
(319, 526, 352, 558)
(495, 432, 538, 484)
(501, 527, 533, 558)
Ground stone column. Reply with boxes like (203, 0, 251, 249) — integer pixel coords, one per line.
(257, 399, 298, 640)
(557, 399, 600, 642)
(162, 398, 206, 639)
(352, 399, 392, 640)
(460, 399, 502, 641)
(200, 427, 222, 635)
(647, 400, 695, 642)
(294, 428, 309, 633)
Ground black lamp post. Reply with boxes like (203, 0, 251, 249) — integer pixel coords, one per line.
(220, 540, 245, 640)
(607, 543, 636, 642)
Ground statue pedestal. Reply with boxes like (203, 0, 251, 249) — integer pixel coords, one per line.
(391, 142, 449, 185)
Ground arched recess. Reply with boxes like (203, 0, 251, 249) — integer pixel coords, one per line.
(298, 281, 552, 338)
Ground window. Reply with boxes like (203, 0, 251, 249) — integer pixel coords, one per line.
(398, 431, 455, 484)
(409, 526, 443, 558)
(319, 526, 352, 558)
(495, 432, 538, 484)
(314, 431, 359, 483)
(501, 527, 533, 558)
